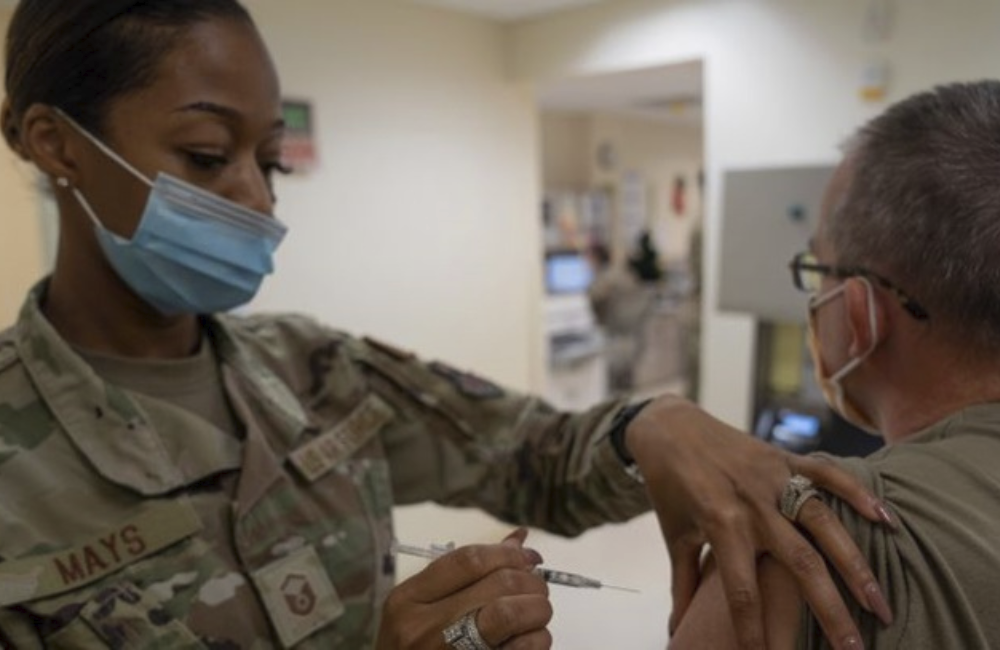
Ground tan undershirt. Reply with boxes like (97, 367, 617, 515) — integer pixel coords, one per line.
(75, 336, 241, 440)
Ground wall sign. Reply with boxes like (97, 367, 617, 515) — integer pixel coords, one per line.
(281, 100, 318, 174)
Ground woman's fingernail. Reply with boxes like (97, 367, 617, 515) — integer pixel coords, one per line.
(502, 527, 529, 547)
(865, 583, 894, 625)
(843, 637, 864, 650)
(873, 500, 897, 529)
(522, 548, 544, 566)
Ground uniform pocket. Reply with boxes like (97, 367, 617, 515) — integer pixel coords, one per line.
(33, 579, 204, 650)
(2, 500, 209, 648)
(78, 580, 203, 649)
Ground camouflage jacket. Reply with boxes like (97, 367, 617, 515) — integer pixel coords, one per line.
(0, 288, 651, 648)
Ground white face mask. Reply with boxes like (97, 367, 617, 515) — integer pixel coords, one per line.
(806, 279, 882, 436)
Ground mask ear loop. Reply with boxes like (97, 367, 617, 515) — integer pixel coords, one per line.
(828, 277, 879, 384)
(51, 107, 154, 189)
(51, 111, 152, 239)
(71, 186, 114, 233)
(809, 282, 847, 311)
(54, 175, 124, 237)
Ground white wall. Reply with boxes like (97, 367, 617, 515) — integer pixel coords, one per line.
(1, 1, 547, 389)
(241, 0, 541, 637)
(540, 112, 591, 189)
(0, 8, 46, 325)
(514, 0, 1000, 429)
(245, 4, 683, 644)
(245, 0, 543, 392)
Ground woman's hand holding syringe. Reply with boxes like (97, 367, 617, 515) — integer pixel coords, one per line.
(393, 540, 640, 593)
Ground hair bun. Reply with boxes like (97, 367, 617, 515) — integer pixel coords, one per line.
(0, 98, 20, 150)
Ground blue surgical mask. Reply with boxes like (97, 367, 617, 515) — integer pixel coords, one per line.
(55, 108, 287, 316)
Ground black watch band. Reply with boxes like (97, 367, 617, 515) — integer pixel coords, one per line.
(608, 399, 653, 482)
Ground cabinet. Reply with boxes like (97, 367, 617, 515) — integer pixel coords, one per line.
(718, 165, 834, 322)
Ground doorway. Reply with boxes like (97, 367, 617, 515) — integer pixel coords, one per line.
(537, 61, 706, 409)
(529, 60, 706, 650)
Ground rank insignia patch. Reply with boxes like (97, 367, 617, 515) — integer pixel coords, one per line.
(253, 546, 343, 648)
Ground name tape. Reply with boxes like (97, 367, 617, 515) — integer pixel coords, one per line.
(0, 500, 203, 606)
(289, 395, 394, 482)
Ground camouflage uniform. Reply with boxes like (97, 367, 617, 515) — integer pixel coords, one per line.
(0, 287, 650, 648)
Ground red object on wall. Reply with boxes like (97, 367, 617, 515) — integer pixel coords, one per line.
(672, 175, 687, 217)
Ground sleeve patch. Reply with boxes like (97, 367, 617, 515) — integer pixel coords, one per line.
(429, 362, 504, 400)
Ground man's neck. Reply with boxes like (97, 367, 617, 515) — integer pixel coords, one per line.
(876, 344, 1000, 443)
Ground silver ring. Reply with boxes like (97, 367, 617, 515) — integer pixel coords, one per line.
(780, 474, 820, 522)
(443, 610, 493, 650)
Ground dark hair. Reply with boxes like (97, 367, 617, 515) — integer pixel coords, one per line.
(3, 0, 253, 151)
(831, 80, 1000, 353)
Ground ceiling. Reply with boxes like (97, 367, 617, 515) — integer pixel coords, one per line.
(0, 0, 611, 19)
(0, 0, 701, 121)
(406, 0, 608, 22)
(538, 60, 704, 124)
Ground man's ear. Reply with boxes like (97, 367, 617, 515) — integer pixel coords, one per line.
(843, 277, 887, 357)
(16, 104, 84, 185)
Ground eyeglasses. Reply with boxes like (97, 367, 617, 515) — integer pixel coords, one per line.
(788, 251, 930, 321)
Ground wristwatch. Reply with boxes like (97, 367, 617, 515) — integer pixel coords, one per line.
(608, 399, 653, 483)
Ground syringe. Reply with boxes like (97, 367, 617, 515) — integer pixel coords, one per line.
(392, 541, 639, 594)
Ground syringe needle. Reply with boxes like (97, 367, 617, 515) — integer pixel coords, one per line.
(534, 568, 640, 594)
(599, 583, 641, 594)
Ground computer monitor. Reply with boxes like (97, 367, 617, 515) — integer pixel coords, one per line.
(755, 404, 885, 456)
(545, 253, 594, 294)
(755, 406, 823, 453)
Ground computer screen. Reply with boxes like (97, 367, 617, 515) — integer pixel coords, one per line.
(755, 406, 822, 453)
(772, 411, 821, 443)
(545, 253, 594, 294)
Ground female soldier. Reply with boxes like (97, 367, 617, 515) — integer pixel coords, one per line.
(0, 1, 892, 648)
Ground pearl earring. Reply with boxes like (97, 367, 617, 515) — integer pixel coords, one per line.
(56, 177, 69, 188)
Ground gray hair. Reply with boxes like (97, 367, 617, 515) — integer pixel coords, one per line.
(829, 80, 1000, 353)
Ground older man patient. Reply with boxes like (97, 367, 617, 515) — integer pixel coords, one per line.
(671, 80, 1000, 650)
